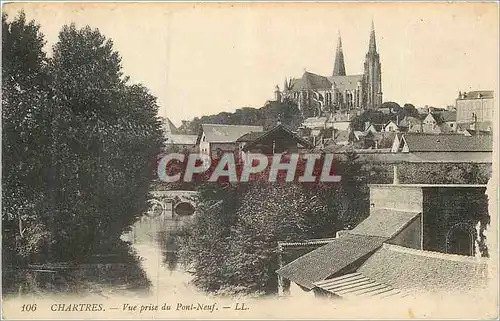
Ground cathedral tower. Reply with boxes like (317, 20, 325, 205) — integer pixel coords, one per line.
(363, 21, 383, 109)
(332, 32, 346, 76)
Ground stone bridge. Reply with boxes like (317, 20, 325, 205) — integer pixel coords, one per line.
(148, 190, 199, 219)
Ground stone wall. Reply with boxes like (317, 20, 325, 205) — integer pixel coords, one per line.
(388, 215, 422, 250)
(369, 185, 423, 212)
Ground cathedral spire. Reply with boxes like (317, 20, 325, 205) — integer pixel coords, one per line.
(368, 20, 377, 54)
(333, 30, 346, 76)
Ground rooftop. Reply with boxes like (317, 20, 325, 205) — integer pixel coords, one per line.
(276, 234, 387, 290)
(402, 132, 492, 152)
(458, 90, 494, 100)
(347, 209, 421, 238)
(167, 134, 198, 145)
(357, 244, 489, 294)
(199, 124, 263, 143)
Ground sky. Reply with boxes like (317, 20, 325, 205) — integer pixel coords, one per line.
(4, 2, 499, 126)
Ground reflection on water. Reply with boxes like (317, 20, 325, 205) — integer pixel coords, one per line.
(2, 208, 197, 298)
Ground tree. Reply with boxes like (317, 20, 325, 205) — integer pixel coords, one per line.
(2, 11, 52, 265)
(175, 100, 302, 135)
(177, 153, 367, 295)
(403, 103, 419, 118)
(3, 16, 164, 265)
(47, 24, 164, 260)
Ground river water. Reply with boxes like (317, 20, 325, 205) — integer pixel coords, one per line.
(2, 208, 200, 300)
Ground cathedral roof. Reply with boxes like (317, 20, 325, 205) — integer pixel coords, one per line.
(328, 74, 363, 92)
(289, 71, 332, 91)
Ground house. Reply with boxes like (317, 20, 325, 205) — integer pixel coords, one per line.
(421, 112, 455, 134)
(439, 110, 457, 131)
(326, 112, 354, 131)
(365, 123, 384, 133)
(165, 134, 198, 152)
(237, 124, 314, 157)
(276, 180, 489, 298)
(456, 90, 494, 125)
(398, 116, 423, 133)
(383, 120, 399, 132)
(197, 124, 263, 158)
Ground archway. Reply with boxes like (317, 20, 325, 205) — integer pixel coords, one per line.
(445, 222, 476, 256)
(146, 199, 167, 218)
(174, 202, 196, 216)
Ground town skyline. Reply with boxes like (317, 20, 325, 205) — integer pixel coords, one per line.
(4, 2, 499, 126)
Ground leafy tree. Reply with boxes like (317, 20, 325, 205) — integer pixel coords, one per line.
(403, 103, 420, 118)
(177, 153, 366, 295)
(381, 101, 402, 113)
(2, 15, 164, 265)
(2, 11, 52, 265)
(176, 101, 302, 135)
(47, 24, 164, 260)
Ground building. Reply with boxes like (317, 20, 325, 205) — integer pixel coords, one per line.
(390, 132, 493, 163)
(455, 90, 494, 128)
(276, 181, 490, 298)
(162, 117, 198, 152)
(237, 124, 314, 158)
(280, 21, 383, 116)
(398, 116, 423, 133)
(197, 124, 263, 158)
(383, 120, 399, 132)
(421, 111, 456, 133)
(165, 134, 198, 152)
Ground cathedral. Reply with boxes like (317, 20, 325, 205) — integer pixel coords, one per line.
(276, 21, 383, 117)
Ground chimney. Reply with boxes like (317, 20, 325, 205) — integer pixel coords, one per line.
(392, 165, 399, 184)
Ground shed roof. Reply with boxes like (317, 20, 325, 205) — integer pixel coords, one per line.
(348, 209, 421, 238)
(276, 234, 387, 290)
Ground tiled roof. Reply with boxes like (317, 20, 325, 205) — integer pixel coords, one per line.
(313, 272, 405, 299)
(357, 244, 489, 294)
(236, 131, 265, 142)
(334, 129, 350, 142)
(438, 111, 457, 122)
(167, 134, 198, 145)
(459, 90, 494, 100)
(348, 209, 421, 238)
(402, 133, 492, 152)
(200, 124, 263, 143)
(275, 234, 387, 290)
(328, 75, 363, 91)
(242, 124, 314, 150)
(398, 116, 421, 128)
